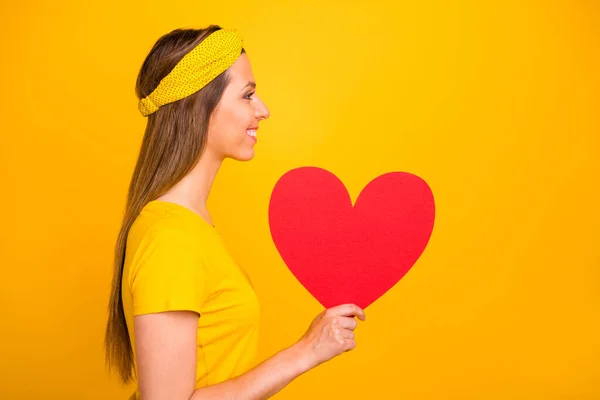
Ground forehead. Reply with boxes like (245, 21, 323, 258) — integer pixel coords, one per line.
(227, 53, 255, 84)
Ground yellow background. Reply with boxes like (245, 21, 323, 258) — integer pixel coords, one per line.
(1, 0, 599, 398)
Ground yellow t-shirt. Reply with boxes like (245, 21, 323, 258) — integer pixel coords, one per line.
(121, 200, 260, 397)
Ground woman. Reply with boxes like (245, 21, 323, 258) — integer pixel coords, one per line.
(104, 25, 366, 400)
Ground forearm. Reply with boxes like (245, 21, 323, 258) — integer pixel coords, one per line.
(190, 342, 311, 400)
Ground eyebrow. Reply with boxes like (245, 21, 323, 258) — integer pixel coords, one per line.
(241, 81, 256, 91)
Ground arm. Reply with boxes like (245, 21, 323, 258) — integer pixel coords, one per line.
(134, 304, 366, 400)
(191, 340, 308, 399)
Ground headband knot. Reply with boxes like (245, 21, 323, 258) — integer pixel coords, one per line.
(138, 94, 159, 116)
(138, 28, 243, 117)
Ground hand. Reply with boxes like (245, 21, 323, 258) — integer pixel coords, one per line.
(295, 303, 366, 370)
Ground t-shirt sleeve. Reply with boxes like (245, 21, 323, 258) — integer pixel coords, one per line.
(130, 223, 209, 316)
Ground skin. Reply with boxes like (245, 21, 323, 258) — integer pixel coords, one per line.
(135, 53, 366, 400)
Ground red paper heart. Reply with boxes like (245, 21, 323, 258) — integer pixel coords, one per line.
(268, 167, 435, 309)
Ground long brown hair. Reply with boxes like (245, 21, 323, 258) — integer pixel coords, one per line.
(104, 25, 245, 384)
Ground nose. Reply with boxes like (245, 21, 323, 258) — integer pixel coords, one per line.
(255, 96, 270, 121)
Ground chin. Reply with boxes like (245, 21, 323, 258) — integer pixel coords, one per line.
(229, 149, 255, 162)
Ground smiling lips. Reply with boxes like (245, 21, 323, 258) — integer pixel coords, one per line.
(246, 127, 258, 142)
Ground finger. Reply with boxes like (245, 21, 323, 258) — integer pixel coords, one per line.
(343, 338, 356, 352)
(339, 329, 355, 340)
(338, 316, 358, 330)
(329, 303, 366, 321)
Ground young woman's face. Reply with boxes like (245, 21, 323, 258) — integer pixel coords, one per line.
(206, 52, 270, 161)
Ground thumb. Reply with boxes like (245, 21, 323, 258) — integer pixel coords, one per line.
(329, 303, 366, 321)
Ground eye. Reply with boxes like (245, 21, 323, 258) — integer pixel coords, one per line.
(244, 91, 255, 100)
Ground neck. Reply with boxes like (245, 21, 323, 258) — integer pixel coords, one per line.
(156, 149, 223, 224)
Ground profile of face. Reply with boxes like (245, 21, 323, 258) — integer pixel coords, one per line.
(206, 52, 270, 162)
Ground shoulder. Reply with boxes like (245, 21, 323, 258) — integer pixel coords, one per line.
(128, 202, 215, 251)
(124, 204, 215, 285)
(123, 204, 221, 282)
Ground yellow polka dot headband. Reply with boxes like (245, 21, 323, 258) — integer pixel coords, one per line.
(138, 28, 243, 117)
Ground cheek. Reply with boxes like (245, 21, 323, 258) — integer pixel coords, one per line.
(209, 108, 235, 138)
(226, 105, 254, 137)
(223, 111, 245, 142)
(231, 103, 253, 125)
(208, 102, 253, 146)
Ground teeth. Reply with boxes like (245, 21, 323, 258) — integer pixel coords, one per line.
(246, 130, 257, 137)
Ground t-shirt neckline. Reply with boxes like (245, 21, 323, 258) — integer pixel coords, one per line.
(148, 199, 217, 230)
